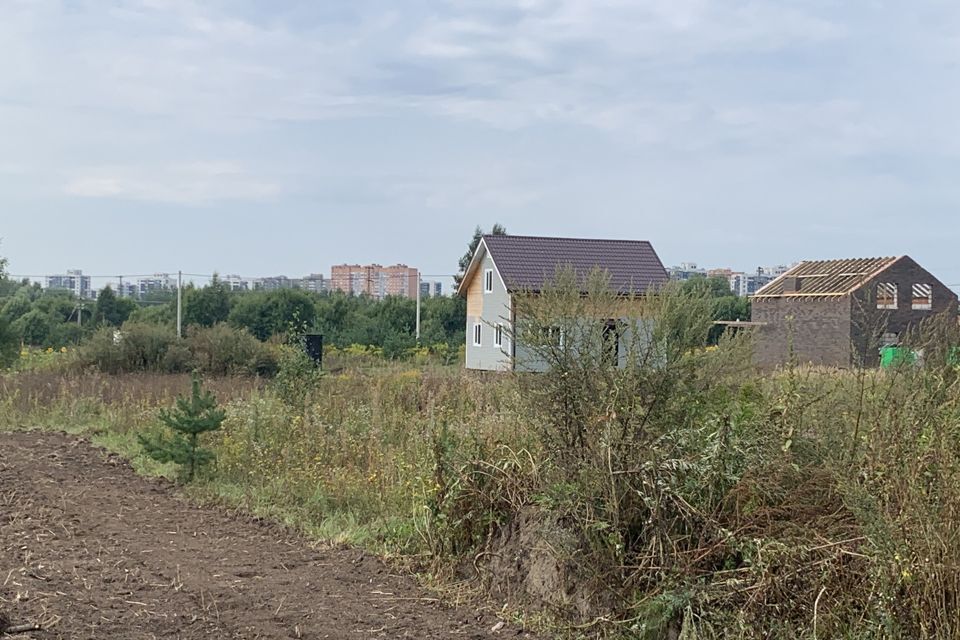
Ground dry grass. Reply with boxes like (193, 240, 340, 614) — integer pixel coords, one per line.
(5, 333, 960, 638)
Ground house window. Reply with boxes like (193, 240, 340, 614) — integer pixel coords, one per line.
(473, 323, 482, 346)
(484, 269, 494, 293)
(877, 283, 898, 309)
(546, 326, 563, 348)
(912, 284, 933, 310)
(494, 323, 503, 348)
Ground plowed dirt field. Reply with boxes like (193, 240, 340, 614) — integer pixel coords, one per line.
(0, 431, 535, 639)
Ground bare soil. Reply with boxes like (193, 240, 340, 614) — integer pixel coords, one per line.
(0, 430, 537, 639)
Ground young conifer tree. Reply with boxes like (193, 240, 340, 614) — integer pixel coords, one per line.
(139, 375, 226, 482)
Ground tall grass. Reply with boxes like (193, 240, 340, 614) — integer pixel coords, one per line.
(2, 293, 960, 638)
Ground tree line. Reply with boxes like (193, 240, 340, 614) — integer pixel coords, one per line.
(0, 224, 748, 366)
(0, 271, 466, 363)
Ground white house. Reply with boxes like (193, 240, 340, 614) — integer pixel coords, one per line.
(456, 234, 670, 371)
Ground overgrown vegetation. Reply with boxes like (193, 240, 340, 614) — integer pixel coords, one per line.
(3, 275, 960, 638)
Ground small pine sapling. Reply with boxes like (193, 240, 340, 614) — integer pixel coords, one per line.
(139, 375, 226, 482)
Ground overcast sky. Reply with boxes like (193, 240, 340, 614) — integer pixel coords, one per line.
(3, 0, 960, 289)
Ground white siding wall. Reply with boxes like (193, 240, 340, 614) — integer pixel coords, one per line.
(465, 250, 513, 371)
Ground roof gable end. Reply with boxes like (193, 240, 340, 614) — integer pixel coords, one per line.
(456, 238, 491, 298)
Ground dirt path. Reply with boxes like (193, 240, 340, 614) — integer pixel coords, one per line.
(0, 431, 536, 639)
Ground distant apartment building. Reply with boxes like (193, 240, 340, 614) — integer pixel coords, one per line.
(668, 262, 707, 281)
(707, 268, 735, 280)
(418, 280, 444, 299)
(418, 280, 443, 299)
(221, 274, 252, 291)
(45, 269, 92, 299)
(331, 264, 377, 297)
(300, 274, 326, 294)
(115, 281, 139, 298)
(670, 262, 793, 297)
(137, 273, 177, 298)
(383, 264, 418, 299)
(330, 264, 419, 300)
(255, 275, 301, 292)
(728, 266, 791, 297)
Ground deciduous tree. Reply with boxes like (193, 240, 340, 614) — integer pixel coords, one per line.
(454, 224, 506, 286)
(183, 276, 232, 328)
(94, 286, 137, 327)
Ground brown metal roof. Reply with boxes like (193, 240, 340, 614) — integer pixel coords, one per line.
(482, 234, 669, 294)
(753, 256, 901, 298)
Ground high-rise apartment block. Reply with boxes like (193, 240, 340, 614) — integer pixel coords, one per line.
(45, 269, 92, 299)
(419, 280, 445, 299)
(330, 264, 419, 300)
(300, 274, 326, 294)
(668, 262, 707, 281)
(137, 273, 178, 298)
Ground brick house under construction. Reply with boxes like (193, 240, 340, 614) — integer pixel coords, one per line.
(751, 256, 958, 368)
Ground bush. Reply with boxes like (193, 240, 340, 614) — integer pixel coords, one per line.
(77, 322, 278, 376)
(186, 324, 279, 376)
(272, 342, 323, 408)
(0, 316, 17, 368)
(78, 322, 177, 374)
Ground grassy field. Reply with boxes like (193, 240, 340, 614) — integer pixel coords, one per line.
(4, 329, 960, 638)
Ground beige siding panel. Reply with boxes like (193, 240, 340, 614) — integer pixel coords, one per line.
(466, 264, 484, 317)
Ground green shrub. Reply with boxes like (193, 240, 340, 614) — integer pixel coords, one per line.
(75, 322, 278, 377)
(0, 315, 17, 368)
(78, 322, 177, 374)
(186, 324, 278, 376)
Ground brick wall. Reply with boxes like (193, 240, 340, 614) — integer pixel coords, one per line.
(752, 297, 852, 369)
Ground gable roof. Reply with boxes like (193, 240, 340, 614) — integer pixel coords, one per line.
(753, 256, 902, 298)
(459, 234, 669, 295)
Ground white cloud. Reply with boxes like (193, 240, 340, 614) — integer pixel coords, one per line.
(0, 0, 847, 131)
(64, 162, 280, 204)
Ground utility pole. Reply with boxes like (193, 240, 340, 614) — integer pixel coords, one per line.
(77, 302, 82, 328)
(176, 270, 183, 339)
(415, 270, 421, 342)
(118, 275, 123, 297)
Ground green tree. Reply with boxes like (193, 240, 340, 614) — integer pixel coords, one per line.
(13, 309, 53, 346)
(138, 376, 226, 482)
(183, 277, 232, 328)
(94, 286, 137, 326)
(419, 295, 466, 347)
(679, 275, 733, 299)
(679, 276, 752, 344)
(228, 289, 316, 340)
(0, 315, 16, 366)
(454, 223, 506, 286)
(1, 290, 33, 324)
(0, 252, 17, 366)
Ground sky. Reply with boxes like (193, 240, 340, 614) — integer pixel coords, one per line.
(3, 0, 960, 290)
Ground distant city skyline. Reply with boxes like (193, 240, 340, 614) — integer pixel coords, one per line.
(31, 254, 958, 300)
(24, 265, 454, 300)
